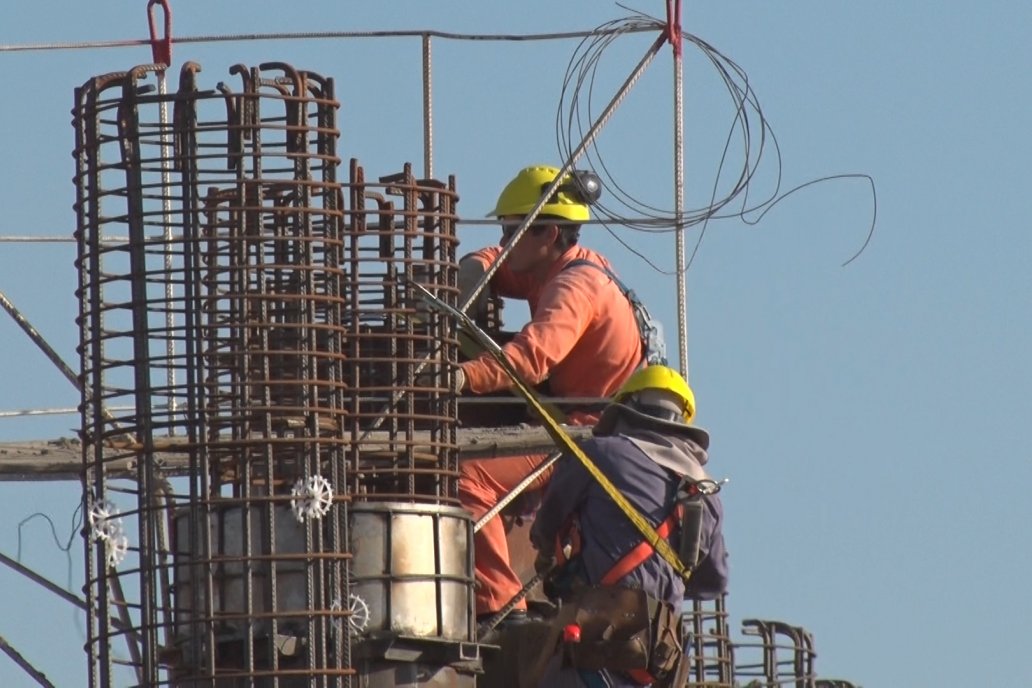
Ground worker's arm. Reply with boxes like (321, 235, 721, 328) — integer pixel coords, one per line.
(460, 269, 595, 393)
(529, 453, 592, 551)
(684, 495, 730, 599)
(458, 246, 538, 303)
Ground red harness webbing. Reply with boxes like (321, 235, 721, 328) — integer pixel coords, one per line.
(603, 506, 681, 687)
(600, 504, 683, 586)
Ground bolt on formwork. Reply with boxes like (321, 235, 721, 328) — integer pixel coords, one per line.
(73, 59, 473, 688)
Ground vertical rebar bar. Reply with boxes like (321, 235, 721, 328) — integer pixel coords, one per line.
(422, 34, 433, 180)
(75, 58, 467, 688)
(157, 70, 179, 433)
(673, 21, 689, 380)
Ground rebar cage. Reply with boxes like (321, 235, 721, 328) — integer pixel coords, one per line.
(734, 618, 818, 688)
(73, 61, 467, 687)
(681, 596, 735, 687)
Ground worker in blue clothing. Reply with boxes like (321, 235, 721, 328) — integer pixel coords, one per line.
(528, 365, 729, 688)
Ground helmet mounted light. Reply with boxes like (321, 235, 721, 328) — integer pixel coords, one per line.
(546, 169, 603, 207)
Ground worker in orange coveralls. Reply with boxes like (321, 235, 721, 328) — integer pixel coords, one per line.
(454, 165, 646, 625)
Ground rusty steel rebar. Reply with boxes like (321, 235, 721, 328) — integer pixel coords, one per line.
(340, 159, 460, 505)
(74, 58, 470, 688)
(736, 618, 819, 688)
(682, 595, 735, 688)
(0, 634, 56, 688)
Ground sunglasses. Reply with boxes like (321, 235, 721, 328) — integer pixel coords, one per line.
(501, 222, 550, 242)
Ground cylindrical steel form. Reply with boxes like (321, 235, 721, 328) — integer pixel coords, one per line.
(73, 61, 470, 688)
(349, 502, 473, 640)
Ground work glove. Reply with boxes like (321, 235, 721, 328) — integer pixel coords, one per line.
(414, 366, 465, 394)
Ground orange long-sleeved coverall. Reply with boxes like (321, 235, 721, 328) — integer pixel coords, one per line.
(458, 243, 643, 616)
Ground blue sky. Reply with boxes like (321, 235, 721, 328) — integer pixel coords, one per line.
(1, 2, 1030, 686)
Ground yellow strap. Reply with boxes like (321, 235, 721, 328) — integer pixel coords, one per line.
(409, 280, 690, 583)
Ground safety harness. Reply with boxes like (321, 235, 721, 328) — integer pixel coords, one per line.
(563, 259, 667, 367)
(554, 478, 712, 686)
(600, 504, 684, 586)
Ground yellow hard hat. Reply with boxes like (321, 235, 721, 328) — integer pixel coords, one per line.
(488, 165, 591, 222)
(613, 365, 696, 423)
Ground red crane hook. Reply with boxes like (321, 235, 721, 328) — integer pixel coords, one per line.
(147, 0, 173, 68)
(665, 0, 683, 58)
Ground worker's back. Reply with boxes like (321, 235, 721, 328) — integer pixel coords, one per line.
(462, 244, 643, 420)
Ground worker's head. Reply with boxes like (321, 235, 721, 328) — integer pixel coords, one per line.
(593, 365, 709, 448)
(489, 166, 599, 269)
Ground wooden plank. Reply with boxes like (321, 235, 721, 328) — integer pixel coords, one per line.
(0, 426, 592, 481)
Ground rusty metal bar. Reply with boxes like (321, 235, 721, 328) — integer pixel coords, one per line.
(74, 67, 129, 688)
(0, 291, 80, 390)
(737, 618, 818, 687)
(422, 34, 433, 179)
(682, 595, 734, 687)
(0, 634, 56, 688)
(0, 550, 121, 624)
(73, 56, 472, 687)
(341, 160, 459, 505)
(1, 25, 662, 56)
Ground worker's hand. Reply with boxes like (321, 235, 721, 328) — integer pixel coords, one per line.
(414, 366, 465, 394)
(534, 550, 557, 577)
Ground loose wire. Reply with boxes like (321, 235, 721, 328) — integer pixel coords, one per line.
(555, 11, 878, 271)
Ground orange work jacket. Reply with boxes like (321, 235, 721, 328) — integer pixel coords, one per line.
(459, 245, 643, 425)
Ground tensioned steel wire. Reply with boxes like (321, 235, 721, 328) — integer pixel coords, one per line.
(673, 18, 688, 379)
(0, 27, 659, 54)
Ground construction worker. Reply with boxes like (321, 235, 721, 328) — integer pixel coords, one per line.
(528, 366, 728, 688)
(456, 165, 647, 624)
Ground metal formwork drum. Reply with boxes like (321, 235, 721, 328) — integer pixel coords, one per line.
(349, 502, 474, 641)
(172, 504, 320, 636)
